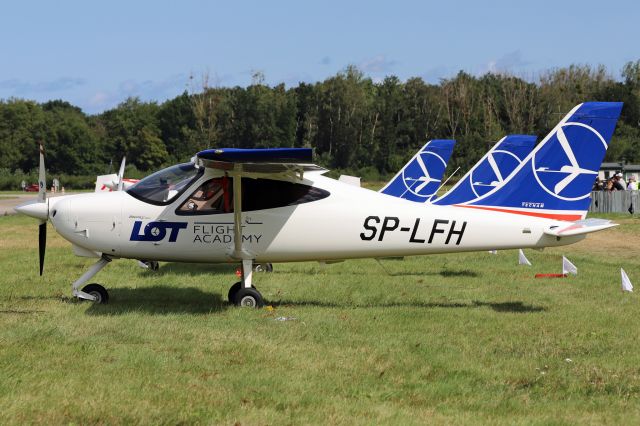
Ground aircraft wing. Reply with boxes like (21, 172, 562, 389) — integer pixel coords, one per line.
(196, 148, 324, 179)
(543, 219, 618, 237)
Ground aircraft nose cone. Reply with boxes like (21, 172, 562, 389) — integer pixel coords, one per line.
(14, 200, 49, 221)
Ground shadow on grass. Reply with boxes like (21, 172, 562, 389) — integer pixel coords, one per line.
(146, 262, 480, 280)
(472, 301, 546, 313)
(439, 269, 479, 278)
(310, 268, 481, 278)
(82, 286, 230, 316)
(144, 262, 237, 277)
(270, 299, 546, 313)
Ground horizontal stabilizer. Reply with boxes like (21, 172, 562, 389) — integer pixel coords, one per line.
(543, 219, 617, 237)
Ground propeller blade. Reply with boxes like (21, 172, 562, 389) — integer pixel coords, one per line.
(38, 143, 47, 203)
(117, 156, 126, 191)
(39, 222, 46, 276)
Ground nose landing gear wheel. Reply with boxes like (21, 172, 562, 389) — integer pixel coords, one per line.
(234, 287, 264, 308)
(80, 283, 109, 304)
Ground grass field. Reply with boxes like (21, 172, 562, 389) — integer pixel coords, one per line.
(1, 213, 640, 424)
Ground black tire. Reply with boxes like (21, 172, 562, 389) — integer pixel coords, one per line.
(254, 263, 273, 273)
(234, 287, 264, 308)
(228, 281, 242, 303)
(227, 281, 257, 304)
(81, 283, 109, 304)
(149, 261, 159, 271)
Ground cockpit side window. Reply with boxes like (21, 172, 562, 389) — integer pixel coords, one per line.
(177, 177, 232, 214)
(126, 163, 203, 205)
(175, 176, 329, 215)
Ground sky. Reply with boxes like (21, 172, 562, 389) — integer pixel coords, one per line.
(0, 0, 638, 114)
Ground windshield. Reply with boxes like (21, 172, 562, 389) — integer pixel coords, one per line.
(127, 163, 202, 205)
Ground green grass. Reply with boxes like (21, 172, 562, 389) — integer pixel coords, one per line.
(1, 214, 640, 424)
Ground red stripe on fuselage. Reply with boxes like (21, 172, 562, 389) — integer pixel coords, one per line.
(454, 205, 582, 221)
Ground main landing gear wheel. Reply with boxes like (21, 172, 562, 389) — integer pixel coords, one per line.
(81, 283, 109, 304)
(147, 261, 159, 271)
(228, 281, 257, 304)
(254, 263, 273, 273)
(234, 287, 264, 308)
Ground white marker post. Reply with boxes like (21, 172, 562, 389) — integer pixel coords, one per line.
(621, 268, 634, 292)
(562, 256, 577, 276)
(518, 249, 532, 266)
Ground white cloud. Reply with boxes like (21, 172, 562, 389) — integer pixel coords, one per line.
(485, 50, 531, 74)
(359, 55, 397, 74)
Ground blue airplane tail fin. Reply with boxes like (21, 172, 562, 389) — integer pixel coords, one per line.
(379, 139, 456, 202)
(433, 134, 536, 205)
(463, 102, 623, 221)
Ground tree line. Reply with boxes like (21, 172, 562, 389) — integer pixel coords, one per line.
(1, 61, 639, 188)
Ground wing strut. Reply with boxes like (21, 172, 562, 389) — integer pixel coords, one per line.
(232, 164, 243, 258)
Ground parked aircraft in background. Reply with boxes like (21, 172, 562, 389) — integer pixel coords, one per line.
(379, 139, 456, 202)
(432, 134, 536, 205)
(95, 157, 139, 192)
(15, 102, 622, 308)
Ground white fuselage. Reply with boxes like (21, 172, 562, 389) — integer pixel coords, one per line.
(48, 170, 582, 263)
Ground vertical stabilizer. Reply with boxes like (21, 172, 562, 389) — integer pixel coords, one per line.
(433, 134, 536, 205)
(463, 102, 623, 220)
(379, 139, 456, 202)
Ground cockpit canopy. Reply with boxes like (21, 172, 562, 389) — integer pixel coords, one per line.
(127, 162, 202, 205)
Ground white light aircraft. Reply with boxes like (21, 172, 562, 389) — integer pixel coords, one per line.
(95, 157, 139, 192)
(15, 102, 622, 308)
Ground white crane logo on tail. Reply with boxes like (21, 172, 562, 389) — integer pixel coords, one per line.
(470, 149, 521, 198)
(401, 151, 447, 198)
(532, 122, 607, 201)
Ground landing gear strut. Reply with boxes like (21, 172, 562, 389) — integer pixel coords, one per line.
(229, 259, 264, 308)
(72, 255, 111, 304)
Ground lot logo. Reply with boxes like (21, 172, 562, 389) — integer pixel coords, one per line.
(532, 123, 606, 201)
(130, 221, 187, 242)
(402, 150, 447, 198)
(470, 149, 522, 197)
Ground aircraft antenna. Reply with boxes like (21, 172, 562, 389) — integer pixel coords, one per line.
(433, 166, 460, 198)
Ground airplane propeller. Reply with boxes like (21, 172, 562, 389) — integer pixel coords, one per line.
(39, 222, 46, 276)
(37, 143, 48, 276)
(14, 144, 50, 275)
